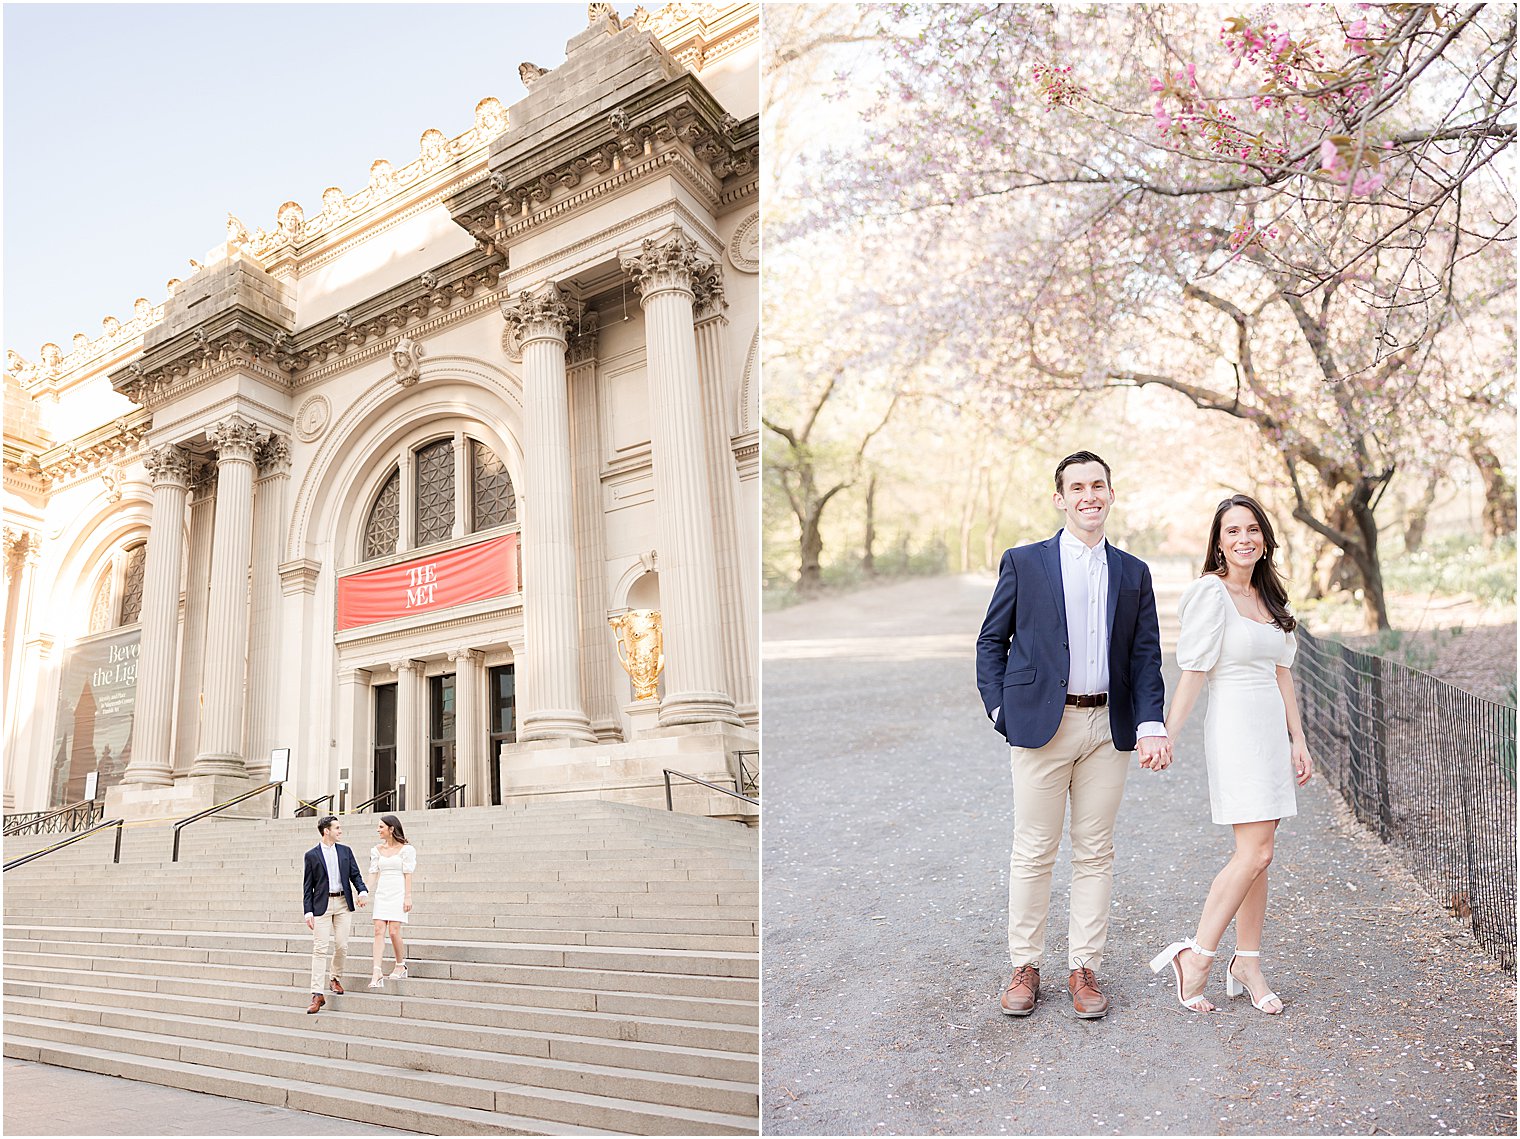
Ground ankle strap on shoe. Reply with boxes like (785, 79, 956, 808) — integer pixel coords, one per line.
(1186, 938, 1218, 957)
(1233, 949, 1261, 957)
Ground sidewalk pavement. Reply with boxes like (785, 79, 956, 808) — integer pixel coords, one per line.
(762, 572, 1517, 1136)
(3, 1057, 417, 1136)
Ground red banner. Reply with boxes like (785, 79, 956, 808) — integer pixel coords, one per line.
(337, 534, 518, 631)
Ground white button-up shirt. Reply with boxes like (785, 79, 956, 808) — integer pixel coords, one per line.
(1060, 528, 1109, 696)
(321, 842, 341, 895)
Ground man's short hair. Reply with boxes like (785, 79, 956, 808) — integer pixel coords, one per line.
(316, 815, 338, 836)
(1054, 451, 1113, 494)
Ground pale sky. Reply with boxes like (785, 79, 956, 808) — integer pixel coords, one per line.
(3, 2, 637, 365)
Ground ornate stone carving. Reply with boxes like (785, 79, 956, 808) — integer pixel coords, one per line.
(143, 444, 191, 487)
(519, 62, 549, 86)
(609, 609, 665, 701)
(500, 285, 576, 350)
(727, 210, 759, 274)
(391, 337, 425, 386)
(276, 201, 305, 243)
(621, 234, 726, 314)
(210, 416, 263, 464)
(295, 396, 330, 442)
(588, 2, 621, 29)
(100, 463, 126, 503)
(568, 309, 601, 366)
(257, 433, 292, 476)
(226, 214, 249, 249)
(4, 528, 39, 579)
(474, 97, 506, 137)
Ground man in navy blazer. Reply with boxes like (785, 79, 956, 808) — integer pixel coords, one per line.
(302, 815, 367, 1014)
(976, 451, 1169, 1020)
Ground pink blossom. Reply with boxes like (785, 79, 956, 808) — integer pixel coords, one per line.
(1350, 170, 1385, 195)
(1320, 138, 1343, 172)
(1154, 101, 1172, 131)
(1185, 62, 1197, 87)
(1272, 32, 1290, 53)
(1149, 76, 1164, 92)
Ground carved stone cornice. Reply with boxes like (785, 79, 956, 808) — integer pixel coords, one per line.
(112, 315, 299, 410)
(288, 248, 504, 372)
(278, 558, 323, 596)
(3, 409, 154, 492)
(448, 73, 757, 251)
(621, 233, 726, 314)
(143, 443, 192, 488)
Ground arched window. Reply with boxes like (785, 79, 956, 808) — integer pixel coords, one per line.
(364, 468, 401, 560)
(471, 440, 516, 530)
(414, 438, 455, 546)
(87, 540, 149, 632)
(358, 431, 517, 564)
(118, 543, 146, 624)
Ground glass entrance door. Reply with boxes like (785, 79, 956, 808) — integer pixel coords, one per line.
(373, 682, 397, 809)
(428, 673, 457, 807)
(487, 665, 516, 806)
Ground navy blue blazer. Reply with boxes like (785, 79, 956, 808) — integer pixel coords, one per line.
(976, 530, 1166, 751)
(303, 843, 367, 918)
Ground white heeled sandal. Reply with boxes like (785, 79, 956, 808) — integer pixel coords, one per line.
(1149, 937, 1216, 1011)
(368, 973, 385, 990)
(1226, 949, 1282, 1013)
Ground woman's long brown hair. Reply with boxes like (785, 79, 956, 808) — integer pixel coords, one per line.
(1202, 494, 1297, 632)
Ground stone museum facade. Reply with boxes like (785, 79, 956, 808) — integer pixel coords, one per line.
(2, 3, 759, 822)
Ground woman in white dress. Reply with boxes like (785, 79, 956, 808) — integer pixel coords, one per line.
(1149, 495, 1313, 1015)
(367, 814, 416, 988)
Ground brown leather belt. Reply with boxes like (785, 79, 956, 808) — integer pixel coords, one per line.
(1065, 693, 1108, 708)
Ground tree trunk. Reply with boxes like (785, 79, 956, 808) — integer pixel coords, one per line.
(1347, 482, 1391, 631)
(1468, 430, 1517, 546)
(1403, 471, 1441, 553)
(862, 472, 878, 578)
(799, 509, 825, 595)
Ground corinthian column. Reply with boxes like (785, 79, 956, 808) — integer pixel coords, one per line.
(621, 234, 741, 726)
(124, 444, 191, 787)
(245, 435, 291, 782)
(192, 415, 262, 778)
(449, 648, 483, 805)
(501, 285, 594, 743)
(172, 462, 216, 778)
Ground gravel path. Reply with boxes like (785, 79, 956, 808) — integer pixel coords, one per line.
(762, 573, 1517, 1136)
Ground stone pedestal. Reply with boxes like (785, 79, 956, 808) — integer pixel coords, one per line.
(104, 773, 268, 824)
(622, 699, 661, 741)
(498, 722, 758, 822)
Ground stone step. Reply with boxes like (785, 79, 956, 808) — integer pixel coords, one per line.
(3, 937, 758, 1001)
(6, 1010, 758, 1118)
(2, 994, 757, 1084)
(6, 1023, 754, 1133)
(4, 952, 758, 1025)
(5, 1034, 613, 1135)
(4, 975, 759, 1055)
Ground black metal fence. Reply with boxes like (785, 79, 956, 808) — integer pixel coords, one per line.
(2, 800, 104, 837)
(1295, 628, 1516, 972)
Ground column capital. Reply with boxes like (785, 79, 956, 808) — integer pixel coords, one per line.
(567, 309, 600, 366)
(3, 527, 40, 570)
(500, 284, 581, 350)
(143, 443, 192, 488)
(210, 415, 264, 464)
(393, 658, 421, 675)
(447, 647, 484, 665)
(256, 433, 292, 477)
(620, 233, 726, 316)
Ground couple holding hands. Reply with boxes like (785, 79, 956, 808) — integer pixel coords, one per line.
(976, 451, 1314, 1020)
(300, 813, 418, 1013)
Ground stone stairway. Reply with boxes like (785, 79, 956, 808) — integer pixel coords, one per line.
(3, 800, 758, 1135)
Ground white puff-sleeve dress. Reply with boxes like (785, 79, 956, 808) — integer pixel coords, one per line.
(1176, 575, 1299, 825)
(368, 844, 417, 922)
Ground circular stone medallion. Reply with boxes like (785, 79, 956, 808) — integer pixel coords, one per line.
(295, 395, 332, 442)
(727, 212, 759, 274)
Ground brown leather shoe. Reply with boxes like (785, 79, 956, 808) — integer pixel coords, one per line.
(307, 993, 325, 1014)
(1068, 967, 1109, 1019)
(329, 977, 345, 995)
(1000, 965, 1040, 1016)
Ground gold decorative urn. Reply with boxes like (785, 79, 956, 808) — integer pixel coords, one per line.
(609, 608, 665, 701)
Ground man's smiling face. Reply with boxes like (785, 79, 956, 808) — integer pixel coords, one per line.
(1054, 460, 1115, 540)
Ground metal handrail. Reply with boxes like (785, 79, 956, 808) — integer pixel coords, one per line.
(663, 769, 759, 812)
(294, 793, 335, 818)
(3, 798, 102, 836)
(350, 789, 395, 814)
(4, 818, 124, 872)
(426, 783, 465, 809)
(172, 780, 283, 862)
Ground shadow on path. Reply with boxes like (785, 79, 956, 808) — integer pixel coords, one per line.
(762, 572, 1516, 1136)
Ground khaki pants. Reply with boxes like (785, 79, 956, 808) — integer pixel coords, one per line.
(1008, 704, 1130, 971)
(309, 897, 353, 994)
